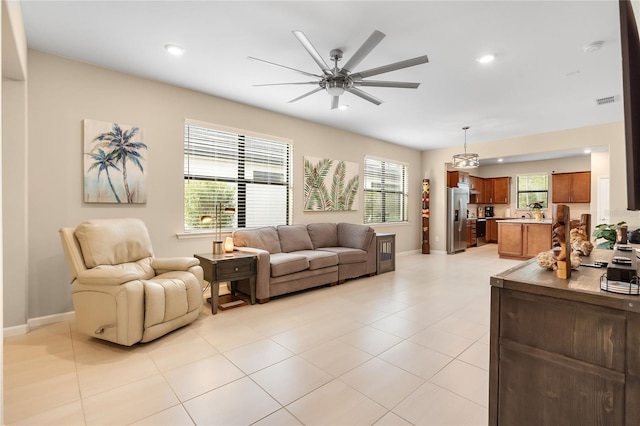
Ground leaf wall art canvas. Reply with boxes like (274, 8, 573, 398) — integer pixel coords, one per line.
(83, 119, 148, 203)
(304, 156, 359, 211)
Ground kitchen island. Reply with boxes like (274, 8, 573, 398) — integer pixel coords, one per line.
(497, 218, 552, 259)
(489, 249, 640, 425)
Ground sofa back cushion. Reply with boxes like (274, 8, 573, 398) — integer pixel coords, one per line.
(74, 218, 154, 268)
(307, 223, 338, 249)
(337, 223, 375, 250)
(277, 225, 314, 253)
(233, 227, 281, 254)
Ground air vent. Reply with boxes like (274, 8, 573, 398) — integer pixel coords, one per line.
(596, 95, 618, 105)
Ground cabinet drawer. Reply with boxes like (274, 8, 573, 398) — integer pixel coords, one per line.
(215, 259, 255, 281)
(500, 290, 626, 371)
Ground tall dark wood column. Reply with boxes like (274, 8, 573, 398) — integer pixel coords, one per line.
(422, 179, 430, 254)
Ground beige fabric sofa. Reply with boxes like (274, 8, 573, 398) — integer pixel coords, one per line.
(59, 218, 203, 346)
(233, 223, 376, 303)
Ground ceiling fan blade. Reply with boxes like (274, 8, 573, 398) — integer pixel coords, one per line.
(341, 30, 386, 74)
(248, 56, 323, 79)
(253, 81, 319, 87)
(292, 30, 333, 76)
(346, 87, 383, 105)
(354, 80, 420, 89)
(331, 96, 339, 110)
(288, 87, 324, 103)
(351, 55, 429, 80)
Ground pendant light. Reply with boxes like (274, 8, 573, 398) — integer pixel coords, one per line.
(452, 126, 479, 169)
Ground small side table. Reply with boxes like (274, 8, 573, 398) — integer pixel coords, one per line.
(194, 252, 257, 314)
(376, 233, 396, 274)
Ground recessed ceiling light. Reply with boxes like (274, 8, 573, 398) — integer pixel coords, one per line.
(476, 53, 495, 64)
(584, 149, 592, 154)
(164, 44, 185, 56)
(338, 105, 349, 110)
(497, 158, 504, 162)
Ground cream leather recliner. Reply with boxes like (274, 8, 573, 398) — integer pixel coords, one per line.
(59, 218, 203, 346)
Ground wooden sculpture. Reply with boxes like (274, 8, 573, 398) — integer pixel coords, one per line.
(552, 204, 572, 279)
(422, 179, 430, 254)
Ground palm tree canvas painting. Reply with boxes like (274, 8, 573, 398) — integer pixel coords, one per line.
(83, 119, 148, 203)
(304, 156, 359, 211)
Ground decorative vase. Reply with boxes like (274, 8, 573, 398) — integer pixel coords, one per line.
(533, 211, 543, 221)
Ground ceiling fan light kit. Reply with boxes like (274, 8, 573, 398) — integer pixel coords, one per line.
(452, 126, 480, 169)
(250, 30, 429, 109)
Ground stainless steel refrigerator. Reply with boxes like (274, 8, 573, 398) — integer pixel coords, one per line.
(447, 187, 469, 254)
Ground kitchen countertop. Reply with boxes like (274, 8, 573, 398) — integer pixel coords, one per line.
(499, 218, 553, 224)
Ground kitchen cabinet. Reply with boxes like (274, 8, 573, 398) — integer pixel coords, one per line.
(552, 171, 591, 203)
(487, 218, 500, 243)
(490, 251, 640, 425)
(469, 175, 484, 204)
(467, 219, 477, 247)
(484, 177, 510, 204)
(498, 221, 551, 259)
(447, 170, 469, 188)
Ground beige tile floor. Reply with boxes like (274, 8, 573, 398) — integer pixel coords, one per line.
(4, 244, 521, 425)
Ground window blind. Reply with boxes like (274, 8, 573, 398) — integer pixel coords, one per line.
(364, 157, 409, 223)
(184, 122, 292, 231)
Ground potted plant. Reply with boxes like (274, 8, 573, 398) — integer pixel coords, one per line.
(592, 221, 627, 249)
(528, 202, 544, 221)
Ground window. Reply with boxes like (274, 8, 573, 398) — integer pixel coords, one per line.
(184, 121, 292, 232)
(364, 157, 408, 223)
(517, 173, 548, 209)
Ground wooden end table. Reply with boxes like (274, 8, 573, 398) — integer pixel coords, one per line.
(194, 252, 257, 314)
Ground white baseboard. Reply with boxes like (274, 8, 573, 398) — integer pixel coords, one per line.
(3, 311, 75, 337)
(3, 323, 29, 337)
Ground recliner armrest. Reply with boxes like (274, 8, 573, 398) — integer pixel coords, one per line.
(76, 268, 142, 286)
(152, 257, 200, 273)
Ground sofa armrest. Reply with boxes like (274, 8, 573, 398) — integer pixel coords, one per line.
(235, 247, 271, 300)
(76, 267, 142, 286)
(152, 257, 200, 274)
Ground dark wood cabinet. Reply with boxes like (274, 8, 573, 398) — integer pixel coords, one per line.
(490, 251, 640, 425)
(467, 219, 477, 247)
(447, 170, 469, 188)
(487, 218, 499, 243)
(498, 221, 551, 259)
(552, 171, 591, 203)
(493, 177, 510, 204)
(469, 175, 484, 204)
(481, 177, 510, 204)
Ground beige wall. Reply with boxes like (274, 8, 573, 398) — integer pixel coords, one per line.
(473, 155, 592, 219)
(23, 49, 422, 324)
(422, 122, 638, 252)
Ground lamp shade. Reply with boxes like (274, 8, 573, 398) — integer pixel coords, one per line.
(452, 152, 480, 169)
(452, 126, 479, 169)
(224, 236, 234, 253)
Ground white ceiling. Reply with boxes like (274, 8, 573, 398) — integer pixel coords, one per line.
(20, 0, 624, 154)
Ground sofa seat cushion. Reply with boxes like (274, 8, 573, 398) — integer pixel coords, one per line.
(292, 250, 339, 270)
(317, 247, 368, 264)
(277, 225, 314, 253)
(270, 252, 309, 277)
(307, 223, 338, 249)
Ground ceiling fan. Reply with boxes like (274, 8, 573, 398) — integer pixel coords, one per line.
(249, 30, 429, 109)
